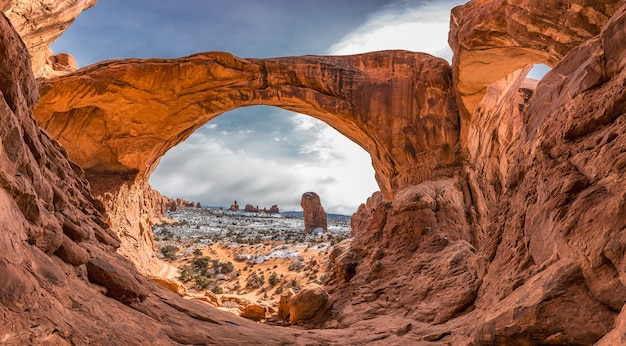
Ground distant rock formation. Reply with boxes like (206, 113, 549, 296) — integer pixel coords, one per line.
(241, 203, 279, 214)
(229, 200, 239, 211)
(163, 198, 200, 212)
(165, 200, 177, 212)
(269, 204, 279, 214)
(301, 192, 327, 233)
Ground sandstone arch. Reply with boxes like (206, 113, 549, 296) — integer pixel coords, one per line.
(449, 0, 619, 117)
(34, 50, 460, 200)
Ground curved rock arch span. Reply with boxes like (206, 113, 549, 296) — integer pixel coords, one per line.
(35, 50, 460, 200)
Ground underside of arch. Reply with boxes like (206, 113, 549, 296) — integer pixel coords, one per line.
(34, 51, 461, 199)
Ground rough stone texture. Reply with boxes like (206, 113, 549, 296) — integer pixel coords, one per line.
(34, 50, 460, 201)
(0, 11, 314, 346)
(2, 0, 626, 344)
(449, 0, 619, 118)
(301, 192, 328, 233)
(2, 0, 96, 77)
(240, 304, 267, 321)
(288, 285, 332, 325)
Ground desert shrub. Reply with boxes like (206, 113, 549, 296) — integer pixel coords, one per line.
(194, 276, 222, 293)
(219, 261, 234, 273)
(192, 256, 211, 271)
(193, 249, 203, 257)
(194, 275, 210, 290)
(275, 286, 284, 294)
(246, 272, 265, 289)
(178, 267, 192, 282)
(268, 272, 279, 286)
(160, 245, 179, 261)
(288, 260, 304, 272)
(154, 228, 174, 241)
(211, 285, 223, 294)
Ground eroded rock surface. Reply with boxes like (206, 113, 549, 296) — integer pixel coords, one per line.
(2, 0, 626, 344)
(2, 0, 96, 77)
(301, 192, 328, 233)
(0, 11, 309, 346)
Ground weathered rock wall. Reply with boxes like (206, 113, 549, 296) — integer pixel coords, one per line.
(2, 0, 95, 77)
(0, 11, 315, 345)
(2, 0, 626, 344)
(328, 1, 626, 344)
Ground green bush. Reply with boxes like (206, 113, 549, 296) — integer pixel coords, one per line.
(160, 245, 179, 261)
(192, 256, 211, 270)
(268, 272, 279, 286)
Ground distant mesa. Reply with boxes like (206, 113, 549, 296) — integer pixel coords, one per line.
(301, 192, 327, 233)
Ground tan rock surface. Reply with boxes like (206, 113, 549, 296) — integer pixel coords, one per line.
(288, 285, 332, 325)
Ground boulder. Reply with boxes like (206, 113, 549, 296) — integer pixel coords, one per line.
(288, 285, 332, 325)
(240, 304, 267, 320)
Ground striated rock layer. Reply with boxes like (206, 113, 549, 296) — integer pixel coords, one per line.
(1, 0, 626, 344)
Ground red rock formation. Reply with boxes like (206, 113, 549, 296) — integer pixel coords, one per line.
(2, 0, 96, 77)
(449, 0, 619, 118)
(288, 285, 332, 325)
(34, 50, 459, 200)
(2, 0, 626, 344)
(0, 12, 305, 345)
(229, 200, 239, 211)
(244, 204, 258, 213)
(301, 192, 328, 233)
(269, 204, 279, 214)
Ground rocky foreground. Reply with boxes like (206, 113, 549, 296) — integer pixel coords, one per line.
(1, 0, 626, 345)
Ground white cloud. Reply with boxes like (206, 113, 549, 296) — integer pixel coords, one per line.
(328, 0, 464, 62)
(150, 1, 465, 215)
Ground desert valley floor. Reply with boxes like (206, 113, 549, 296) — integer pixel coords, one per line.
(152, 207, 351, 322)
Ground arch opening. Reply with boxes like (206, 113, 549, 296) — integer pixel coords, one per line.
(149, 106, 378, 215)
(527, 64, 552, 81)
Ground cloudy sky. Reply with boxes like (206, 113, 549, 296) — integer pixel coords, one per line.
(52, 0, 545, 214)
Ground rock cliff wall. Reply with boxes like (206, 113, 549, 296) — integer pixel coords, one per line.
(1, 0, 626, 344)
(0, 11, 312, 345)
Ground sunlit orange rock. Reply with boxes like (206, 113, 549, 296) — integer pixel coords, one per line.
(2, 0, 96, 77)
(1, 0, 626, 344)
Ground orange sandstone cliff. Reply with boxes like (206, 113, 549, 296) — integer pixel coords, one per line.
(1, 0, 625, 345)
